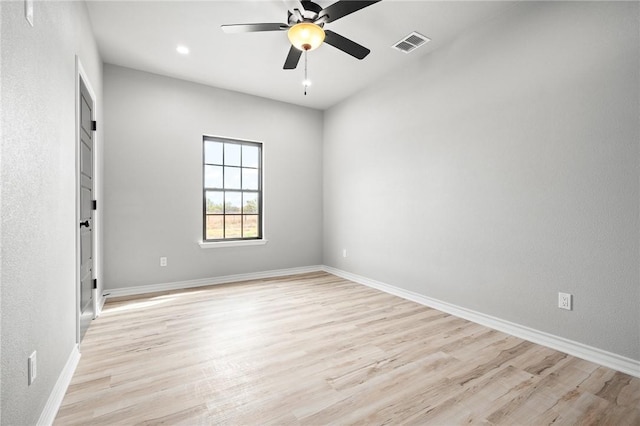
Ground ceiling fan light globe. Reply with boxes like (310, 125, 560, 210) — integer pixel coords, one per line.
(288, 22, 325, 51)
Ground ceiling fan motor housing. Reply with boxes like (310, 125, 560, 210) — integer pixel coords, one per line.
(288, 1, 324, 25)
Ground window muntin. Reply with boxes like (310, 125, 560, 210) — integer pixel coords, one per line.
(203, 136, 262, 241)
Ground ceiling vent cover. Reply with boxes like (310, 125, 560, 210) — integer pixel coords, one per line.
(392, 31, 430, 53)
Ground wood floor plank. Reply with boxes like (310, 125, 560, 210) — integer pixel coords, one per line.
(54, 272, 640, 425)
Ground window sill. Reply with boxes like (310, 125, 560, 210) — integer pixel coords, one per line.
(198, 239, 268, 249)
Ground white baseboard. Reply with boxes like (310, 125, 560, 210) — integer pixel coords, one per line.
(322, 266, 640, 378)
(104, 265, 324, 299)
(37, 345, 81, 426)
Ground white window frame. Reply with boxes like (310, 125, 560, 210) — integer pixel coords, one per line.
(199, 135, 266, 248)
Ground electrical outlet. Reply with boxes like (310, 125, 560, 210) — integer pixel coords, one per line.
(28, 351, 37, 385)
(558, 292, 572, 310)
(342, 249, 347, 258)
(160, 257, 167, 267)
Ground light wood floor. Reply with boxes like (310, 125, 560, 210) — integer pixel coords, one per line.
(55, 272, 640, 425)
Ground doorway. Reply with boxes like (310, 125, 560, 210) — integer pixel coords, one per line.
(76, 58, 98, 343)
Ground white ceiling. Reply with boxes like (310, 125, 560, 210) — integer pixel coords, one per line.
(86, 1, 517, 110)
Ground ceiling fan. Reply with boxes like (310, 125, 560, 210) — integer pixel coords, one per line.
(221, 0, 381, 70)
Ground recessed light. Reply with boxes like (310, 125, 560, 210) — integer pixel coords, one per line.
(176, 45, 189, 55)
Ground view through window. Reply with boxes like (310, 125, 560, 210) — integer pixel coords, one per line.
(203, 136, 262, 241)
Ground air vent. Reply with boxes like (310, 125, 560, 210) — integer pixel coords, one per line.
(392, 31, 430, 53)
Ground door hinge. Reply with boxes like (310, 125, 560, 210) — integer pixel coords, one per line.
(91, 120, 97, 131)
(92, 200, 97, 210)
(93, 279, 97, 290)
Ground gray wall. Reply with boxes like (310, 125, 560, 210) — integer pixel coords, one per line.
(1, 1, 103, 424)
(323, 1, 639, 361)
(103, 65, 323, 289)
(0, 3, 3, 424)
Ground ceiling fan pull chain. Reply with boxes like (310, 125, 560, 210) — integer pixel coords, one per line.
(304, 50, 308, 96)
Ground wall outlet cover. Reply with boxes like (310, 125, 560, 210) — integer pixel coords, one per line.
(558, 292, 572, 310)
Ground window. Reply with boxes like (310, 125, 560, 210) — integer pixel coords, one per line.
(203, 136, 262, 242)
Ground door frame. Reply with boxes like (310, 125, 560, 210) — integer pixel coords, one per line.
(75, 56, 100, 344)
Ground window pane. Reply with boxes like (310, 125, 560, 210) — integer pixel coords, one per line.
(242, 145, 259, 168)
(204, 141, 223, 165)
(225, 143, 241, 166)
(242, 168, 258, 190)
(206, 215, 224, 240)
(206, 191, 223, 214)
(225, 215, 242, 238)
(204, 165, 223, 188)
(203, 138, 262, 242)
(243, 192, 258, 214)
(243, 215, 259, 237)
(225, 191, 241, 213)
(224, 166, 241, 189)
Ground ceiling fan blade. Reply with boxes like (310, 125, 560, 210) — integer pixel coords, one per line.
(318, 0, 381, 24)
(221, 23, 288, 34)
(283, 45, 303, 69)
(323, 30, 370, 59)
